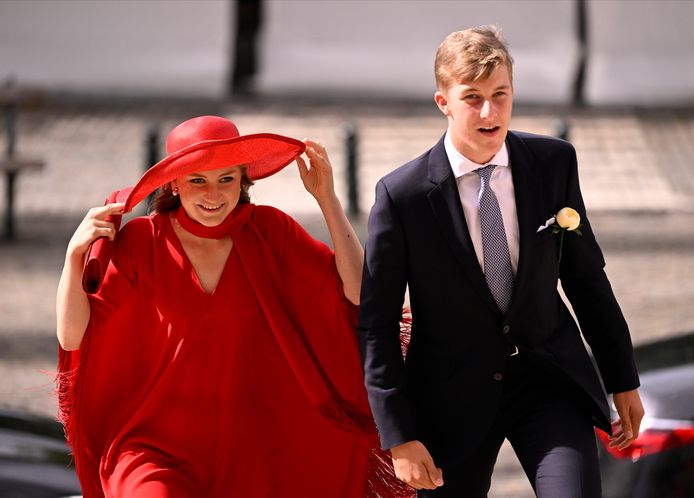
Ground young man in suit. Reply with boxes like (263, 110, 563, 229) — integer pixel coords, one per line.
(358, 26, 644, 497)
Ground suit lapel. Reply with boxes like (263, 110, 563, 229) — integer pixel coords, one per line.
(506, 131, 545, 317)
(425, 136, 501, 316)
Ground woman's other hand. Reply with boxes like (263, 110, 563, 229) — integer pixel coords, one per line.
(67, 202, 125, 259)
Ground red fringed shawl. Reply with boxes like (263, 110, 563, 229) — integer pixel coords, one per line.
(58, 204, 412, 498)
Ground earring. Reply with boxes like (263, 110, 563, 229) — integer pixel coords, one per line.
(172, 186, 179, 196)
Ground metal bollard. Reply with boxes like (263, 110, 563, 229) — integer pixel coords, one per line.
(4, 99, 15, 158)
(3, 172, 16, 239)
(3, 81, 17, 239)
(145, 124, 160, 170)
(553, 118, 570, 142)
(144, 123, 160, 212)
(344, 122, 360, 217)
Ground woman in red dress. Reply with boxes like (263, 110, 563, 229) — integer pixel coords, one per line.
(56, 116, 410, 498)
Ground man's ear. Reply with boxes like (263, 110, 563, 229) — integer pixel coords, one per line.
(434, 90, 449, 117)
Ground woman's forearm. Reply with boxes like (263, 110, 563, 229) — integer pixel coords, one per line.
(56, 252, 90, 351)
(296, 140, 363, 304)
(317, 194, 364, 305)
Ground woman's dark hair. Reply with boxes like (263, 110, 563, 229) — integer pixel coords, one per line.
(149, 167, 254, 214)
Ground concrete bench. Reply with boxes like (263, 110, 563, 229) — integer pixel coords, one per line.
(0, 83, 45, 240)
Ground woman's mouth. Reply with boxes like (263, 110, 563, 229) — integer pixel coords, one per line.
(198, 203, 224, 213)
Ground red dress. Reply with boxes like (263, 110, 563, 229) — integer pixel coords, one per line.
(58, 204, 406, 498)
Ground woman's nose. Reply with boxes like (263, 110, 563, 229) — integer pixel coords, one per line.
(204, 183, 220, 196)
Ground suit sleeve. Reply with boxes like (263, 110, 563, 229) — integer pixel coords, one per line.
(559, 146, 640, 394)
(358, 180, 415, 449)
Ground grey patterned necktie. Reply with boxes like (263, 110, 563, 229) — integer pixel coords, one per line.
(475, 164, 514, 313)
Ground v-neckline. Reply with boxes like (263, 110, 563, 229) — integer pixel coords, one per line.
(165, 214, 236, 296)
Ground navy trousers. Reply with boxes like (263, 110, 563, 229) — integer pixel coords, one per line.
(418, 353, 602, 498)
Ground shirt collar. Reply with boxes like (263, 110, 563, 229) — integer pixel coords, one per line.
(444, 129, 509, 179)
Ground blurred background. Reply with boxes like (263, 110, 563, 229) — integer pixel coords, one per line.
(0, 1, 693, 497)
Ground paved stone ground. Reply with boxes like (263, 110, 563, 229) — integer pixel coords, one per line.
(1, 98, 693, 497)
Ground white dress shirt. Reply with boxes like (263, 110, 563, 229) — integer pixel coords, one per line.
(443, 130, 520, 274)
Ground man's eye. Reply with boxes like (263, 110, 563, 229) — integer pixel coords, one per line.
(464, 95, 480, 101)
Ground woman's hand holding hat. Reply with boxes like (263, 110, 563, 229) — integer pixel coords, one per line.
(296, 139, 337, 203)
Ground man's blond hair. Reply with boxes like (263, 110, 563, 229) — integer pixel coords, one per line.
(435, 25, 514, 90)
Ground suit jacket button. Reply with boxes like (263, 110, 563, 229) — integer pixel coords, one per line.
(502, 325, 511, 335)
(493, 372, 504, 382)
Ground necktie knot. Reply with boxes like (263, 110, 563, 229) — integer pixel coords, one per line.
(475, 164, 497, 183)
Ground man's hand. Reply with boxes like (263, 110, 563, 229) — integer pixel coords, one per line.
(390, 440, 444, 490)
(610, 389, 645, 450)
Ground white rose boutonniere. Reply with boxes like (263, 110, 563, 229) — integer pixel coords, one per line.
(552, 207, 582, 264)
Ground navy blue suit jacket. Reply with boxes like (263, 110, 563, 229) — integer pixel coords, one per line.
(358, 131, 640, 459)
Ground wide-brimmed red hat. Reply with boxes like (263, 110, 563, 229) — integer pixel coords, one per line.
(121, 115, 305, 211)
